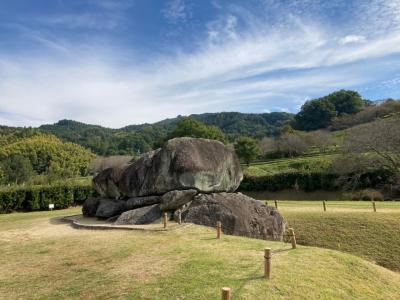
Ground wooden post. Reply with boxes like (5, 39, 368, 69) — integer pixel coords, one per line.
(163, 212, 168, 229)
(372, 201, 376, 212)
(216, 221, 222, 239)
(221, 287, 231, 300)
(264, 248, 272, 279)
(323, 200, 326, 212)
(177, 210, 182, 224)
(289, 228, 297, 249)
(274, 200, 278, 209)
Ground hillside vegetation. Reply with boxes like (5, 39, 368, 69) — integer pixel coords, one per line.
(0, 134, 94, 185)
(0, 126, 42, 147)
(0, 208, 399, 299)
(39, 112, 293, 155)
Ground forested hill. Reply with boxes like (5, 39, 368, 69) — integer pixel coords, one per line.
(38, 112, 293, 156)
(123, 112, 293, 138)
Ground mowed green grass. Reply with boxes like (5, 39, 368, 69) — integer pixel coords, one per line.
(1, 208, 400, 299)
(277, 201, 400, 271)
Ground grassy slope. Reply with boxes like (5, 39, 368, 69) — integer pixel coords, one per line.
(278, 201, 400, 271)
(245, 153, 336, 176)
(1, 208, 400, 299)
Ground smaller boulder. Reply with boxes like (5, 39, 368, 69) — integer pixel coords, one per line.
(114, 204, 162, 225)
(82, 197, 101, 217)
(160, 189, 197, 211)
(126, 195, 161, 210)
(95, 199, 127, 218)
(182, 193, 286, 240)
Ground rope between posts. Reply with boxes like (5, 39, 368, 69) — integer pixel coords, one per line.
(218, 225, 295, 240)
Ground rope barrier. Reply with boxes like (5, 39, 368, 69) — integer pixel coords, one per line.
(216, 225, 299, 243)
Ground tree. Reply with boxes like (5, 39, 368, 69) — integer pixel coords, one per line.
(0, 165, 4, 184)
(276, 133, 309, 157)
(279, 124, 294, 135)
(294, 89, 365, 131)
(294, 99, 337, 131)
(234, 136, 261, 166)
(0, 154, 35, 184)
(260, 137, 279, 157)
(333, 118, 400, 194)
(325, 90, 364, 116)
(169, 117, 227, 144)
(0, 135, 95, 177)
(307, 130, 334, 153)
(343, 118, 400, 180)
(330, 99, 400, 130)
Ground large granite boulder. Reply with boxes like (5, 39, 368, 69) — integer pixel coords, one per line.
(160, 189, 197, 211)
(182, 193, 286, 240)
(92, 164, 130, 199)
(114, 204, 162, 225)
(116, 137, 242, 197)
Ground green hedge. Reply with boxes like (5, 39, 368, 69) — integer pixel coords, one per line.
(239, 170, 392, 192)
(0, 183, 93, 213)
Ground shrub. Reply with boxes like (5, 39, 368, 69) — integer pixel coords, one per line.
(350, 189, 384, 201)
(239, 170, 391, 193)
(239, 172, 339, 192)
(0, 182, 93, 213)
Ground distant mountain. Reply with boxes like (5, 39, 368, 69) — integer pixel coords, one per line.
(38, 112, 294, 156)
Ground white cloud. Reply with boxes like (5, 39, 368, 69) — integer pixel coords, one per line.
(339, 35, 366, 45)
(274, 107, 290, 113)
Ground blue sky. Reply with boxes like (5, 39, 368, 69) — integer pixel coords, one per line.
(0, 0, 400, 127)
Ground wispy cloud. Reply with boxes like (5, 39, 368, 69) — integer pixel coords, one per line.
(207, 14, 238, 43)
(0, 23, 71, 54)
(0, 0, 400, 127)
(162, 0, 191, 23)
(88, 0, 135, 10)
(34, 13, 120, 30)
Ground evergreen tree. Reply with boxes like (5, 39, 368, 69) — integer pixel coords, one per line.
(169, 117, 227, 143)
(294, 99, 337, 131)
(234, 136, 261, 166)
(0, 154, 35, 184)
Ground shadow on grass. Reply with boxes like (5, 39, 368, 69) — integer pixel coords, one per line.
(272, 246, 294, 254)
(49, 216, 70, 225)
(199, 237, 218, 241)
(234, 269, 266, 297)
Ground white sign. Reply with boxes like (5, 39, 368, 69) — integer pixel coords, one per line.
(49, 204, 55, 210)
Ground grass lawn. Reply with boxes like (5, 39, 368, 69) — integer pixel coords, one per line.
(277, 201, 400, 272)
(1, 207, 400, 299)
